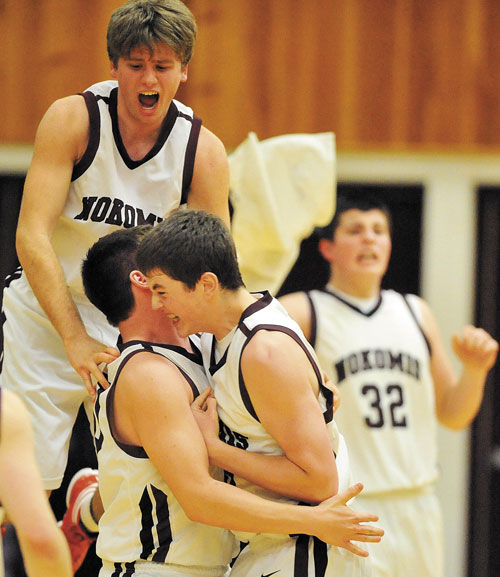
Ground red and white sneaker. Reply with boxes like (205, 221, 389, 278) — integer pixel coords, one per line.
(58, 468, 99, 573)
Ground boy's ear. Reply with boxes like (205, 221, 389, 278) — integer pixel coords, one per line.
(181, 64, 188, 83)
(199, 271, 218, 296)
(130, 270, 148, 287)
(318, 238, 334, 262)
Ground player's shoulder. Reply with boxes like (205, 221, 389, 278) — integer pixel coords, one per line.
(279, 290, 310, 316)
(45, 93, 88, 121)
(382, 289, 421, 307)
(392, 290, 426, 315)
(196, 124, 227, 162)
(279, 290, 309, 309)
(243, 327, 299, 366)
(36, 94, 89, 146)
(121, 348, 181, 380)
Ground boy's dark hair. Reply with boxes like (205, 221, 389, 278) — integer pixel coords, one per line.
(107, 0, 197, 67)
(137, 210, 245, 290)
(316, 192, 392, 241)
(82, 226, 152, 326)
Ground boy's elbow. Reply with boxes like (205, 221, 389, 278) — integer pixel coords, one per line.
(15, 229, 28, 262)
(176, 489, 212, 524)
(438, 412, 472, 431)
(300, 474, 338, 504)
(19, 525, 66, 559)
(181, 502, 203, 523)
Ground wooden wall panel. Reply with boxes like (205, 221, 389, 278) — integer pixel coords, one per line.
(479, 0, 500, 146)
(0, 0, 122, 143)
(1, 0, 499, 152)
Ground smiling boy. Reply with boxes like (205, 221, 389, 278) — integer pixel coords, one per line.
(136, 209, 380, 576)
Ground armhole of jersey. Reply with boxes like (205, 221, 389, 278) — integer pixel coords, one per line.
(305, 292, 317, 348)
(181, 115, 202, 205)
(111, 345, 200, 412)
(176, 365, 200, 400)
(238, 335, 259, 422)
(106, 349, 149, 458)
(72, 91, 101, 182)
(402, 294, 432, 356)
(238, 325, 332, 423)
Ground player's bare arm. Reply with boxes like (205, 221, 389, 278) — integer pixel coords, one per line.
(0, 390, 72, 577)
(187, 126, 230, 227)
(116, 353, 382, 549)
(418, 296, 499, 429)
(279, 291, 313, 341)
(16, 96, 119, 394)
(194, 331, 339, 503)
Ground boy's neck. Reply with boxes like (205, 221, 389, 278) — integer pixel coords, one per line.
(213, 288, 259, 341)
(328, 276, 381, 299)
(120, 313, 189, 350)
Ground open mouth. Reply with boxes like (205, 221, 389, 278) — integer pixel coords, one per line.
(138, 92, 159, 108)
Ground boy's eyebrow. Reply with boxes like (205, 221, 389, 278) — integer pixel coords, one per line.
(125, 55, 176, 64)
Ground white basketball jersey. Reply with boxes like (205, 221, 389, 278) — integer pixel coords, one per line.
(200, 292, 352, 542)
(51, 80, 201, 299)
(307, 288, 438, 494)
(94, 337, 235, 572)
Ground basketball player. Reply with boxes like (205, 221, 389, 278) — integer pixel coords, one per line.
(136, 209, 379, 576)
(0, 388, 72, 577)
(74, 225, 381, 576)
(1, 0, 228, 507)
(278, 193, 499, 577)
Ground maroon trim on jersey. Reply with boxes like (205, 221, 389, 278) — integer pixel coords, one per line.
(208, 291, 333, 424)
(208, 292, 274, 377)
(238, 324, 333, 424)
(109, 90, 181, 170)
(106, 348, 149, 458)
(305, 292, 318, 348)
(72, 91, 102, 181)
(208, 335, 218, 372)
(181, 114, 202, 205)
(139, 485, 173, 562)
(320, 285, 383, 317)
(104, 341, 203, 457)
(402, 294, 432, 356)
(110, 561, 136, 576)
(208, 338, 229, 376)
(118, 338, 204, 368)
(240, 291, 274, 320)
(294, 534, 328, 576)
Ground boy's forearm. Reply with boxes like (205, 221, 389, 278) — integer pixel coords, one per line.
(208, 438, 336, 503)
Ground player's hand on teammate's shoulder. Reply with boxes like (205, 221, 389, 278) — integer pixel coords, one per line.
(64, 333, 120, 396)
(451, 325, 499, 373)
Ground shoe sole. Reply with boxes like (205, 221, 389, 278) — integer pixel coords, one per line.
(66, 468, 99, 523)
